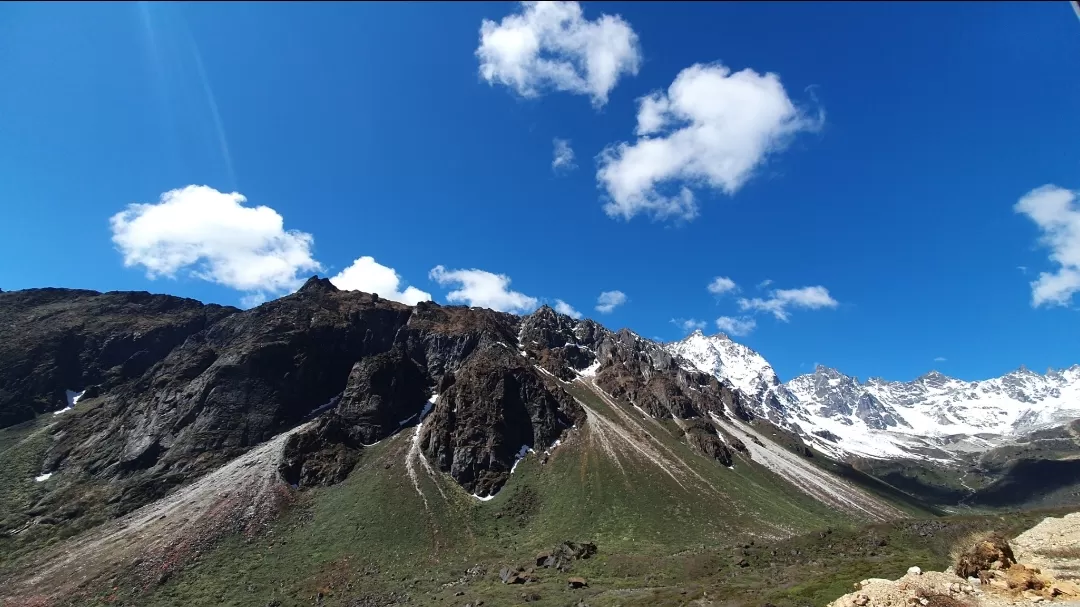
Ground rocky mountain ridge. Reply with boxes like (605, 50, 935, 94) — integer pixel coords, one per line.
(667, 330, 1080, 461)
(0, 278, 760, 545)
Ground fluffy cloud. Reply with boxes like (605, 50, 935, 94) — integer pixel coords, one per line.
(552, 138, 577, 172)
(737, 285, 838, 322)
(330, 256, 431, 305)
(1014, 185, 1080, 307)
(110, 185, 321, 302)
(707, 276, 738, 296)
(715, 315, 756, 337)
(554, 299, 583, 319)
(595, 290, 627, 314)
(429, 265, 539, 313)
(476, 1, 641, 107)
(671, 317, 706, 333)
(597, 62, 822, 221)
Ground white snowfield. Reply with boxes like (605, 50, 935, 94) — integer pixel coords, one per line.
(667, 330, 1080, 461)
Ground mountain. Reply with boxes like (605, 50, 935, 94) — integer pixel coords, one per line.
(0, 283, 1076, 606)
(666, 330, 1080, 463)
(0, 280, 924, 606)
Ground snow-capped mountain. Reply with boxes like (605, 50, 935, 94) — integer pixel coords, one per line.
(666, 329, 798, 424)
(666, 330, 1080, 461)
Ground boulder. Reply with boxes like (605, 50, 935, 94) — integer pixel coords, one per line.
(567, 577, 588, 589)
(953, 533, 1016, 579)
(537, 541, 598, 571)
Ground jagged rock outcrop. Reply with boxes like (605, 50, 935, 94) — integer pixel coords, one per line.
(681, 419, 735, 466)
(2, 278, 769, 544)
(419, 342, 584, 496)
(43, 277, 414, 485)
(0, 288, 236, 428)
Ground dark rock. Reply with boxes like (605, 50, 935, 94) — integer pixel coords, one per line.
(279, 415, 364, 488)
(0, 288, 236, 428)
(334, 345, 430, 444)
(419, 342, 584, 496)
(537, 541, 598, 571)
(681, 419, 735, 466)
(498, 566, 533, 585)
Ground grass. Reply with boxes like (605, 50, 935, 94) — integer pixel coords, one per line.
(0, 417, 53, 554)
(8, 380, 1076, 607)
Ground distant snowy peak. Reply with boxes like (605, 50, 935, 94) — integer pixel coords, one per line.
(666, 332, 1080, 462)
(784, 360, 1080, 460)
(667, 330, 780, 399)
(666, 331, 798, 425)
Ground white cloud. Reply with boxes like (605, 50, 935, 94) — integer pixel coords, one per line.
(757, 279, 773, 290)
(110, 185, 321, 302)
(595, 290, 627, 314)
(429, 265, 539, 313)
(476, 1, 641, 107)
(554, 299, 583, 319)
(1014, 184, 1080, 307)
(552, 138, 577, 172)
(737, 285, 838, 322)
(671, 317, 706, 333)
(707, 276, 738, 296)
(715, 316, 756, 337)
(597, 62, 822, 221)
(240, 292, 267, 309)
(934, 356, 947, 363)
(330, 256, 431, 305)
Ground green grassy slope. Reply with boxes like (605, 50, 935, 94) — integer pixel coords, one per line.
(36, 378, 945, 607)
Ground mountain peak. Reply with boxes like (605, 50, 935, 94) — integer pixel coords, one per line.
(298, 275, 338, 294)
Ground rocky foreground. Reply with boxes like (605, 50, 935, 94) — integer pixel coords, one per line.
(828, 512, 1080, 607)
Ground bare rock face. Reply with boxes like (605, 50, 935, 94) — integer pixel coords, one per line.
(681, 419, 735, 466)
(593, 329, 738, 422)
(44, 278, 414, 484)
(419, 342, 585, 496)
(278, 416, 364, 487)
(1, 276, 756, 544)
(334, 345, 430, 445)
(0, 288, 236, 428)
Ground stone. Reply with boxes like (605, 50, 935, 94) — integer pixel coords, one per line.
(907, 566, 921, 576)
(567, 577, 588, 589)
(953, 533, 1016, 579)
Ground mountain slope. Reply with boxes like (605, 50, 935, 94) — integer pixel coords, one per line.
(0, 281, 924, 606)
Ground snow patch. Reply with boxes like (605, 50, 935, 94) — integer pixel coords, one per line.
(54, 389, 85, 415)
(544, 439, 562, 455)
(576, 360, 601, 378)
(510, 444, 533, 474)
(34, 473, 52, 482)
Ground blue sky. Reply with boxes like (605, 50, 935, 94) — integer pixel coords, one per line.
(2, 1, 1079, 383)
